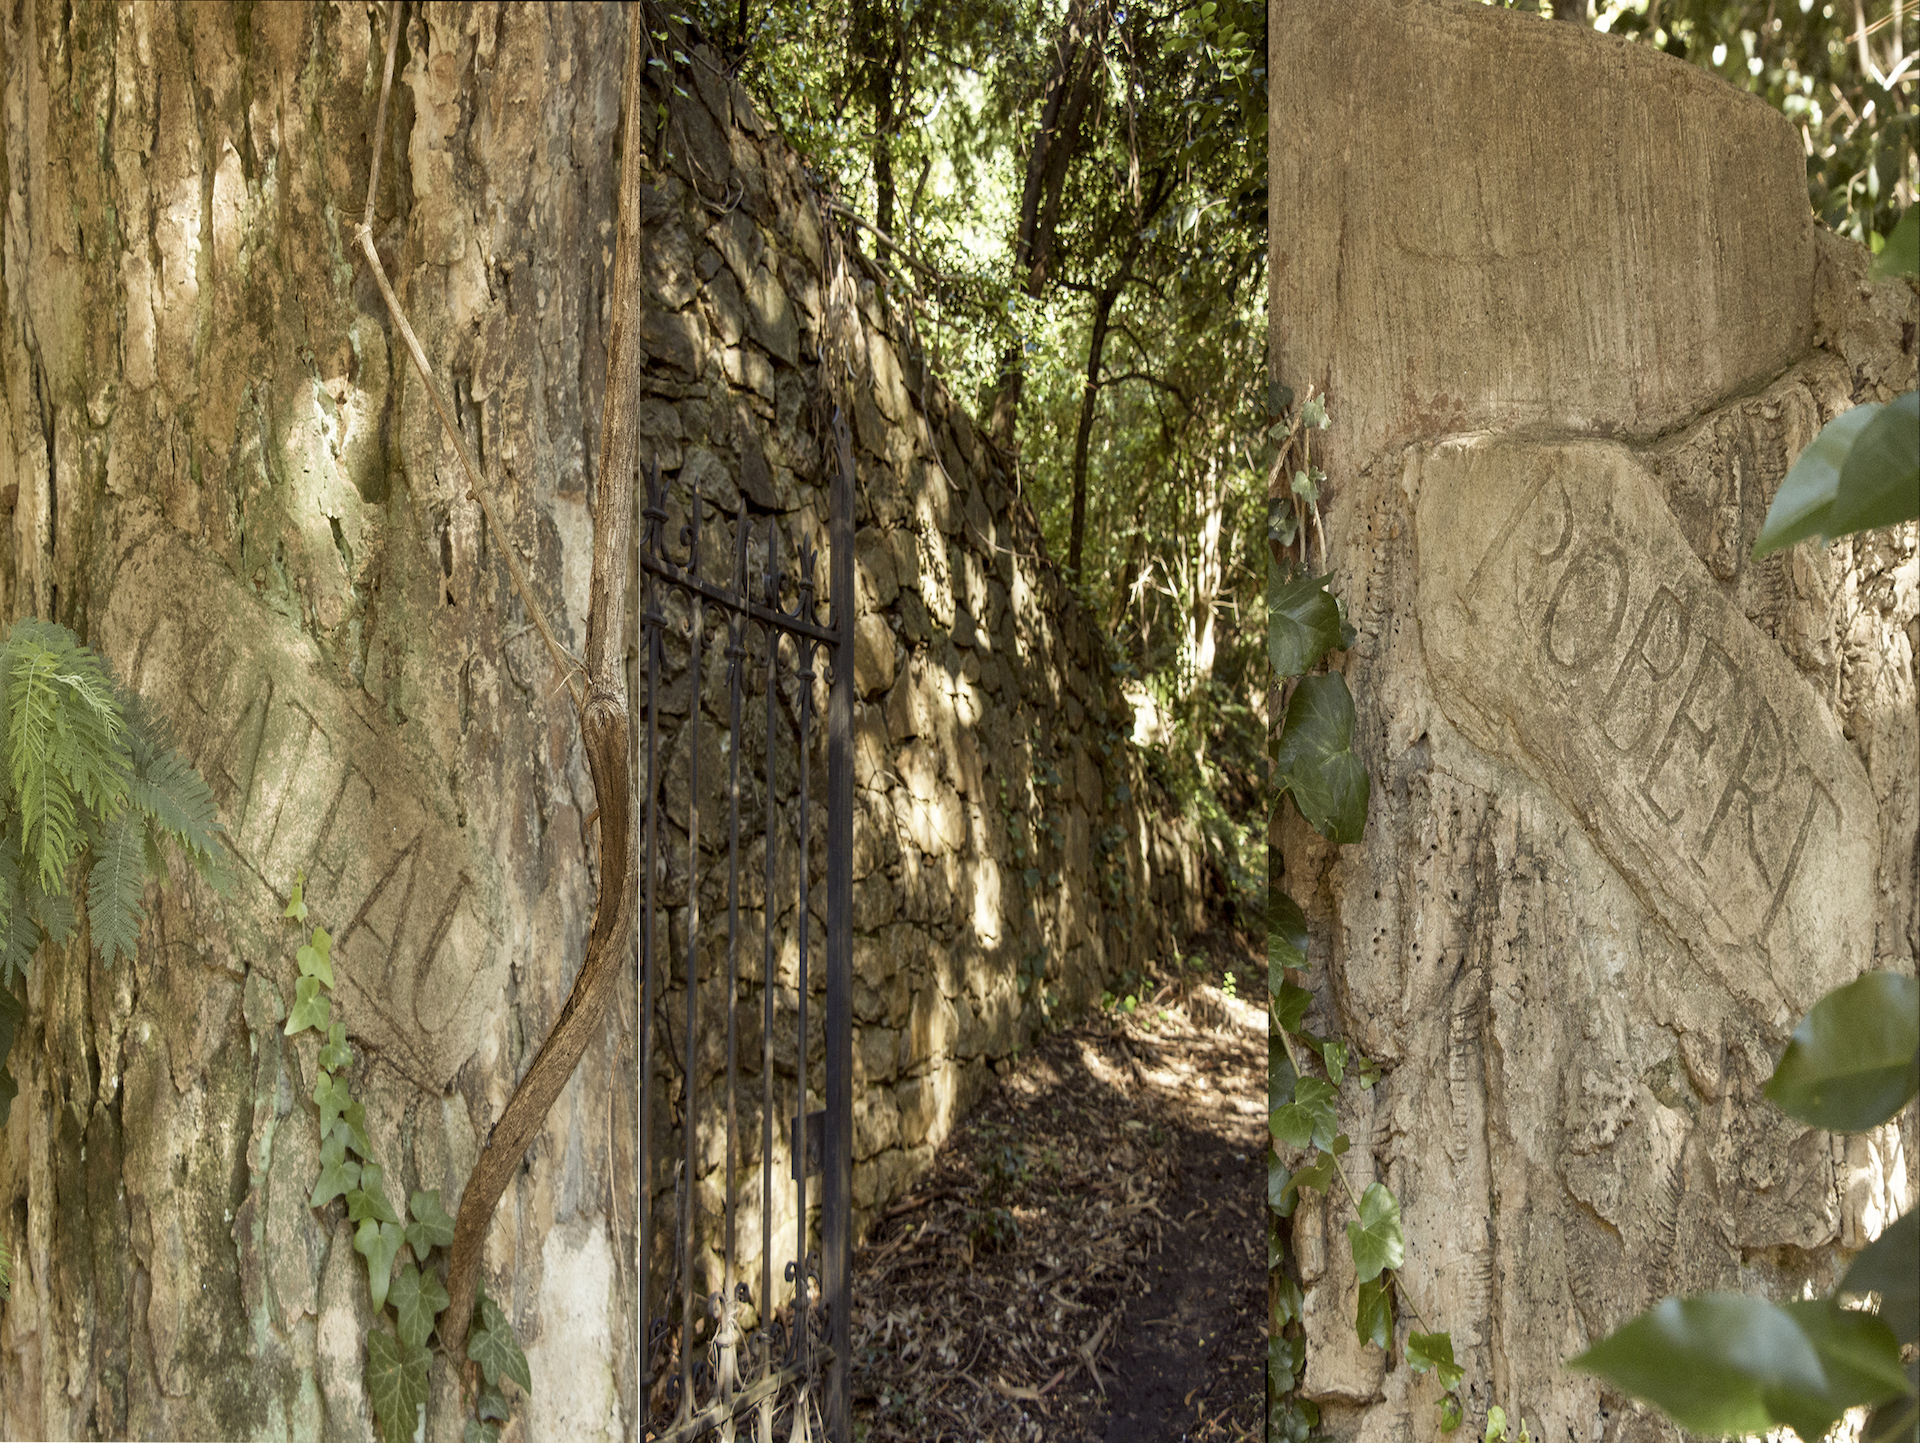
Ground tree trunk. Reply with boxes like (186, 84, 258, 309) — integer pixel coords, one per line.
(0, 4, 636, 1437)
(1273, 4, 1918, 1438)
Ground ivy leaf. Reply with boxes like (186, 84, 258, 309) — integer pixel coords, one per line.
(1321, 1038, 1349, 1086)
(1766, 971, 1919, 1132)
(389, 1258, 449, 1349)
(365, 1326, 430, 1443)
(1268, 569, 1343, 678)
(1485, 1403, 1509, 1441)
(348, 1162, 402, 1227)
(340, 1101, 374, 1160)
(1274, 672, 1369, 843)
(314, 1070, 351, 1137)
(1356, 1275, 1392, 1349)
(1273, 1272, 1304, 1328)
(463, 1425, 499, 1443)
(406, 1189, 457, 1263)
(1439, 1393, 1464, 1432)
(283, 879, 308, 924)
(284, 975, 331, 1036)
(319, 1022, 352, 1074)
(1838, 1208, 1918, 1345)
(1273, 980, 1312, 1034)
(1345, 1182, 1404, 1283)
(1276, 1152, 1336, 1213)
(468, 1289, 533, 1394)
(1409, 1330, 1466, 1390)
(1271, 1077, 1339, 1152)
(354, 1218, 406, 1313)
(296, 938, 334, 988)
(477, 1383, 511, 1422)
(311, 1126, 362, 1209)
(1269, 889, 1308, 987)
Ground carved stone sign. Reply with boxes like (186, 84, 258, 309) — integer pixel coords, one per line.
(101, 518, 504, 1092)
(1415, 437, 1877, 1027)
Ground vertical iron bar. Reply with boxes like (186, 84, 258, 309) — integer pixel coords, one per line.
(823, 409, 855, 1441)
(638, 460, 665, 1401)
(719, 503, 748, 1405)
(760, 519, 780, 1384)
(793, 568, 815, 1366)
(677, 492, 703, 1425)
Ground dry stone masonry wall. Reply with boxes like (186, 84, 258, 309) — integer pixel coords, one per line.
(1273, 3, 1918, 1439)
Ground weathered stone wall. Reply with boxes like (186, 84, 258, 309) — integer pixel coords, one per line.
(624, 28, 1206, 1315)
(0, 3, 1203, 1438)
(1272, 3, 1918, 1440)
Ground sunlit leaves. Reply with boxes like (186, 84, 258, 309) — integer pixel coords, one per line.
(1766, 970, 1920, 1131)
(1273, 673, 1369, 843)
(1753, 395, 1920, 557)
(1345, 1183, 1404, 1284)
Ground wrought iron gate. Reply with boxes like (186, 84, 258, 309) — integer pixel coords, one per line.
(636, 412, 855, 1441)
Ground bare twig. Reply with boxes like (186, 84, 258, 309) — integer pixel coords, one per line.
(354, 1, 584, 714)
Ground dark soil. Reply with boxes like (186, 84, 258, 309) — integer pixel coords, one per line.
(848, 933, 1265, 1443)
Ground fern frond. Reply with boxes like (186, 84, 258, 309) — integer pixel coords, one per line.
(14, 753, 77, 896)
(87, 806, 145, 967)
(29, 883, 73, 949)
(134, 752, 226, 865)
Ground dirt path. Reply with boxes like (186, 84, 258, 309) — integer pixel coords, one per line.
(848, 933, 1265, 1442)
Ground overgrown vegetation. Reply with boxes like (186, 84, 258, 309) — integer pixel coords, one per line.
(0, 618, 229, 1128)
(666, 0, 1270, 931)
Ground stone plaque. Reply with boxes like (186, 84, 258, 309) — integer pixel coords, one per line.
(1415, 437, 1876, 1028)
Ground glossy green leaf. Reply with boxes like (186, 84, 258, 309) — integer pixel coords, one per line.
(354, 1218, 406, 1313)
(1766, 971, 1919, 1131)
(1828, 391, 1919, 537)
(468, 1290, 532, 1394)
(1269, 889, 1308, 985)
(406, 1189, 457, 1263)
(1774, 1296, 1914, 1440)
(284, 975, 331, 1036)
(389, 1259, 449, 1349)
(1273, 979, 1312, 1034)
(1269, 569, 1343, 678)
(1272, 1076, 1339, 1152)
(1568, 1292, 1825, 1436)
(1345, 1182, 1403, 1284)
(1839, 1208, 1918, 1345)
(1320, 1038, 1348, 1086)
(1753, 403, 1885, 558)
(1409, 1330, 1465, 1390)
(365, 1326, 430, 1443)
(1356, 1275, 1392, 1349)
(1274, 673, 1369, 843)
(1275, 1152, 1335, 1214)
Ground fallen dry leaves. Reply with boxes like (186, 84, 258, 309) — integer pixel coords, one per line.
(848, 933, 1266, 1442)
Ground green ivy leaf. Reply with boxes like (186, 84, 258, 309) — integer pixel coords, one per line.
(1439, 1393, 1464, 1432)
(463, 1424, 499, 1443)
(1273, 1272, 1304, 1328)
(1268, 569, 1343, 679)
(1568, 1293, 1825, 1436)
(1271, 1076, 1339, 1152)
(1409, 1331, 1466, 1390)
(1268, 1330, 1302, 1393)
(476, 1382, 511, 1423)
(314, 1071, 351, 1137)
(296, 939, 334, 988)
(389, 1259, 450, 1349)
(1753, 403, 1884, 557)
(468, 1290, 533, 1394)
(1321, 1038, 1348, 1086)
(311, 1126, 362, 1209)
(284, 975, 331, 1036)
(283, 879, 308, 924)
(1766, 971, 1920, 1131)
(355, 1218, 406, 1313)
(1838, 1208, 1918, 1345)
(1274, 673, 1369, 843)
(1485, 1403, 1508, 1441)
(365, 1326, 430, 1443)
(340, 1101, 374, 1160)
(1356, 1275, 1392, 1349)
(319, 1022, 351, 1074)
(348, 1162, 402, 1227)
(1345, 1182, 1403, 1284)
(406, 1189, 457, 1263)
(1276, 1151, 1336, 1215)
(1273, 979, 1312, 1034)
(1269, 890, 1308, 988)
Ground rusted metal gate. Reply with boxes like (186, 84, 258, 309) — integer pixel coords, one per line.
(636, 412, 855, 1441)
